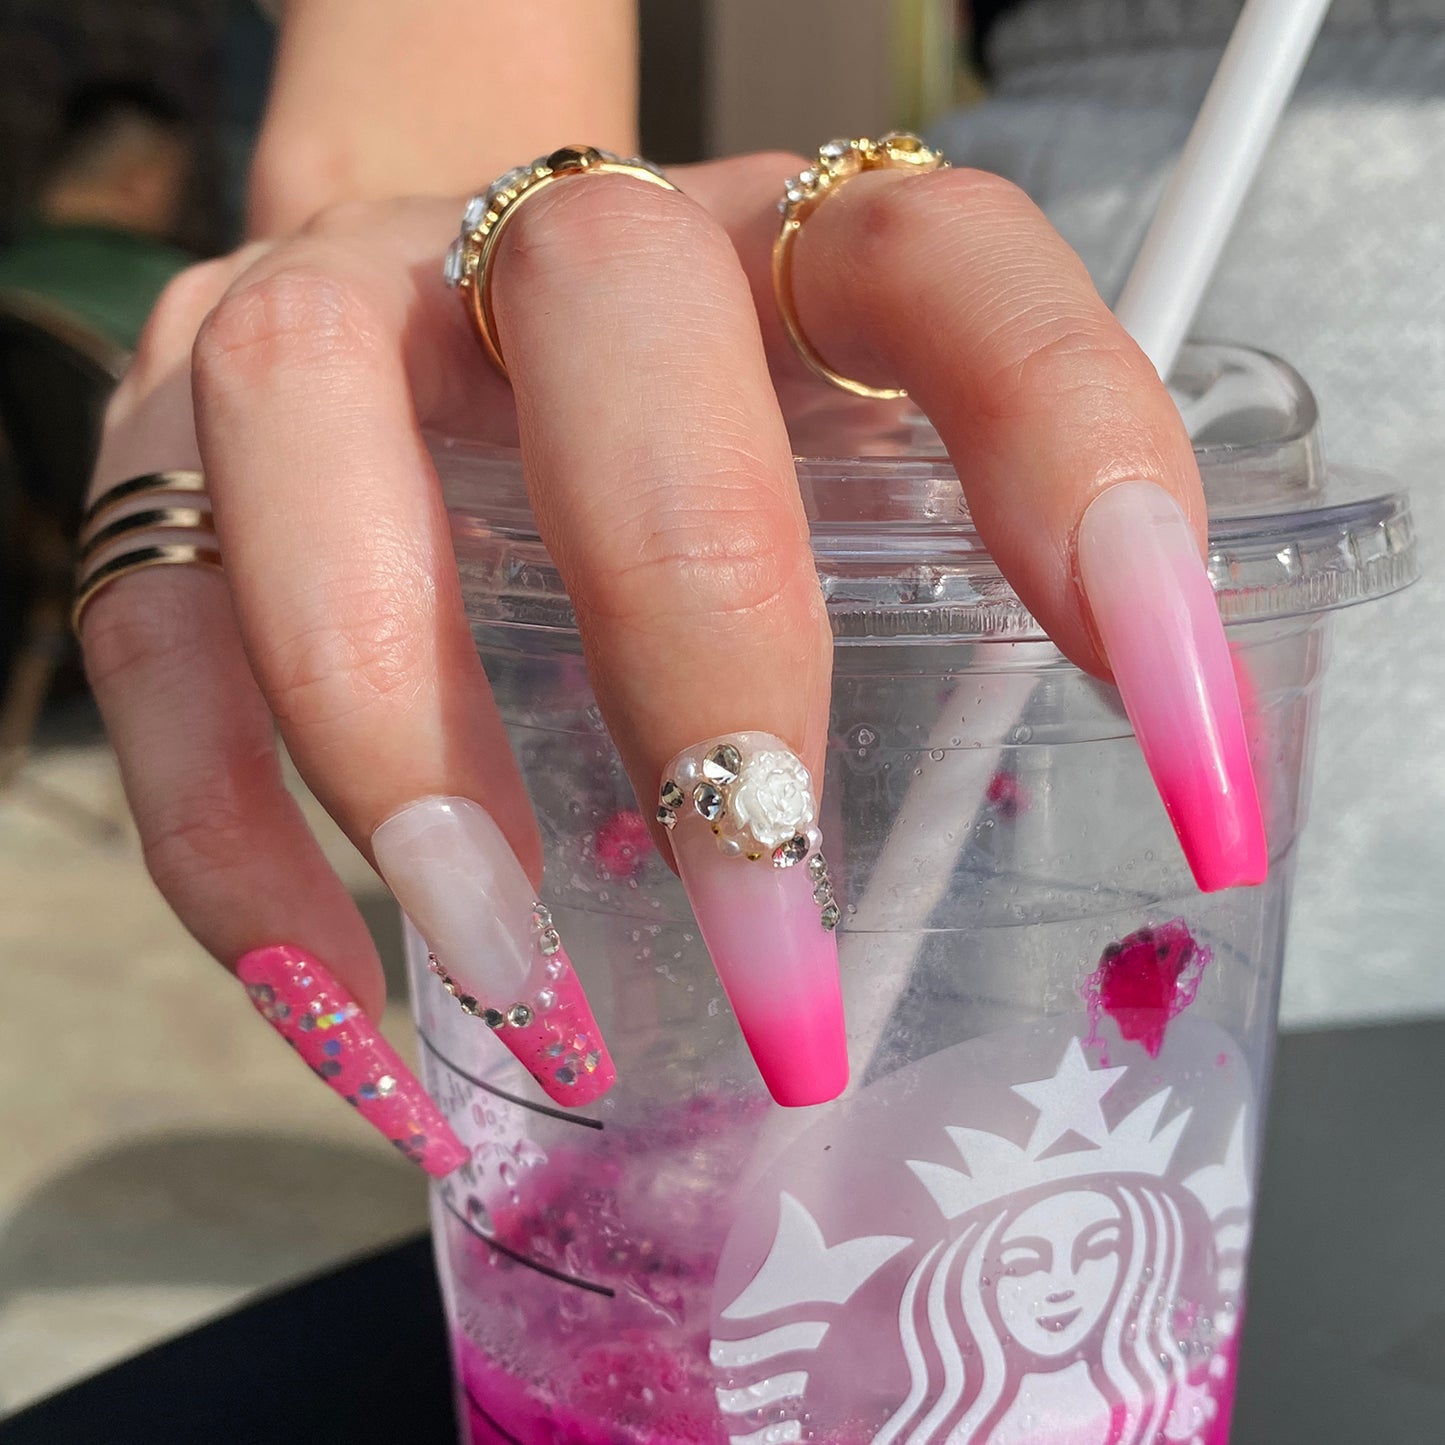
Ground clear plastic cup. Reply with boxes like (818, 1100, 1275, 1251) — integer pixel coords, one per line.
(411, 343, 1415, 1445)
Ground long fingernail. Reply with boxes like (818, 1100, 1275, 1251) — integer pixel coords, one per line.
(1077, 481, 1268, 891)
(371, 797, 616, 1106)
(658, 733, 848, 1106)
(236, 945, 468, 1178)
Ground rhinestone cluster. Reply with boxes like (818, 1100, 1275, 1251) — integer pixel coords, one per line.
(428, 904, 604, 1090)
(657, 738, 839, 931)
(445, 146, 670, 290)
(777, 131, 945, 223)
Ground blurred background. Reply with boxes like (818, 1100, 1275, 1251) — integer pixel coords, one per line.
(1, 0, 1441, 1422)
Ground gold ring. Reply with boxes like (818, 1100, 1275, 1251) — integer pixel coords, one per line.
(80, 506, 214, 564)
(444, 145, 677, 377)
(773, 133, 949, 400)
(73, 471, 221, 636)
(80, 469, 207, 532)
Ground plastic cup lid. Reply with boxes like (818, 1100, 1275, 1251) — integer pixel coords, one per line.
(435, 343, 1417, 644)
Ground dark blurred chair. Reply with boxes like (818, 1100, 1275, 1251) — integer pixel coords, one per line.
(0, 289, 126, 788)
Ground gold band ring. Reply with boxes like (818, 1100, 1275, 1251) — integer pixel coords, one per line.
(443, 145, 676, 377)
(73, 471, 221, 636)
(80, 469, 207, 532)
(773, 132, 949, 400)
(80, 506, 214, 564)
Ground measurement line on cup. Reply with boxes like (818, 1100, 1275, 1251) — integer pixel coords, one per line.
(441, 1193, 616, 1297)
(418, 1028, 605, 1130)
(462, 1382, 528, 1445)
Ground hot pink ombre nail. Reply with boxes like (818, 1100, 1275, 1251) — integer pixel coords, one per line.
(658, 733, 848, 1106)
(236, 945, 468, 1178)
(1077, 481, 1268, 892)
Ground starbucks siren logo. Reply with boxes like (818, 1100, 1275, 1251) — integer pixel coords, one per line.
(710, 1028, 1253, 1445)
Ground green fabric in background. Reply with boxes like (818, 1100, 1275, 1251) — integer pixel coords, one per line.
(0, 222, 191, 351)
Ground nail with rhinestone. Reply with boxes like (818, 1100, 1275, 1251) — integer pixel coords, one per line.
(661, 732, 848, 1107)
(372, 796, 616, 1107)
(693, 781, 724, 820)
(236, 946, 467, 1178)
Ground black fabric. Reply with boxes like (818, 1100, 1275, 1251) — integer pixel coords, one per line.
(4, 1021, 1443, 1444)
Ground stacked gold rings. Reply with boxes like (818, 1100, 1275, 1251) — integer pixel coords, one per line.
(444, 145, 677, 376)
(772, 132, 948, 399)
(72, 470, 220, 635)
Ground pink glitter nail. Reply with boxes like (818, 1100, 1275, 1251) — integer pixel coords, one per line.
(236, 945, 468, 1178)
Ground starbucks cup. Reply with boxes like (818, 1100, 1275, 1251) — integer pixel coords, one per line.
(410, 343, 1416, 1444)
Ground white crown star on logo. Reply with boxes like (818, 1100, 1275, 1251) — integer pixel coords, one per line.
(908, 1038, 1192, 1220)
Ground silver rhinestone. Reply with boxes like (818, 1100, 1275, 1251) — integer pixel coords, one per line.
(426, 953, 443, 975)
(773, 833, 809, 868)
(546, 1040, 565, 1057)
(458, 995, 481, 1016)
(462, 193, 488, 231)
(539, 927, 562, 956)
(443, 238, 465, 287)
(585, 1050, 602, 1073)
(535, 988, 557, 1013)
(820, 901, 841, 930)
(375, 1074, 397, 1098)
(656, 805, 677, 830)
(798, 167, 818, 188)
(693, 781, 724, 821)
(531, 902, 553, 930)
(555, 1065, 577, 1086)
(814, 880, 835, 905)
(785, 180, 805, 204)
(659, 779, 685, 810)
(507, 1003, 534, 1028)
(820, 139, 851, 161)
(702, 743, 741, 785)
(808, 854, 828, 881)
(777, 197, 789, 215)
(482, 1007, 506, 1029)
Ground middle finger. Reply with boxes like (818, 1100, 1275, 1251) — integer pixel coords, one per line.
(490, 168, 847, 1107)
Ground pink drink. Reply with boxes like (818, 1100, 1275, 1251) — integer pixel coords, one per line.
(432, 1078, 1245, 1445)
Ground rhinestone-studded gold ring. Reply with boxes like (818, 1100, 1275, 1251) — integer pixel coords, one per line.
(773, 132, 949, 400)
(444, 145, 676, 377)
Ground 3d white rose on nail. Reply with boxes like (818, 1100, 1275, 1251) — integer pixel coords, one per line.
(728, 751, 817, 849)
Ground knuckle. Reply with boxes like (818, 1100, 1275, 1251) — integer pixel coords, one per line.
(253, 582, 431, 732)
(978, 316, 1151, 423)
(141, 745, 274, 896)
(598, 481, 810, 627)
(194, 261, 382, 389)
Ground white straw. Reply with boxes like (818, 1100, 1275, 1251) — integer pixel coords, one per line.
(1114, 0, 1334, 377)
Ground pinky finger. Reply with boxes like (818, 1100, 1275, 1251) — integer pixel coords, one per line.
(82, 564, 467, 1178)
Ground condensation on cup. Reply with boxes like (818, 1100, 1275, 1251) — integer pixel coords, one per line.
(411, 344, 1416, 1445)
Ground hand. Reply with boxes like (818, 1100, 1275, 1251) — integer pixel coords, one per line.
(79, 154, 1263, 1166)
